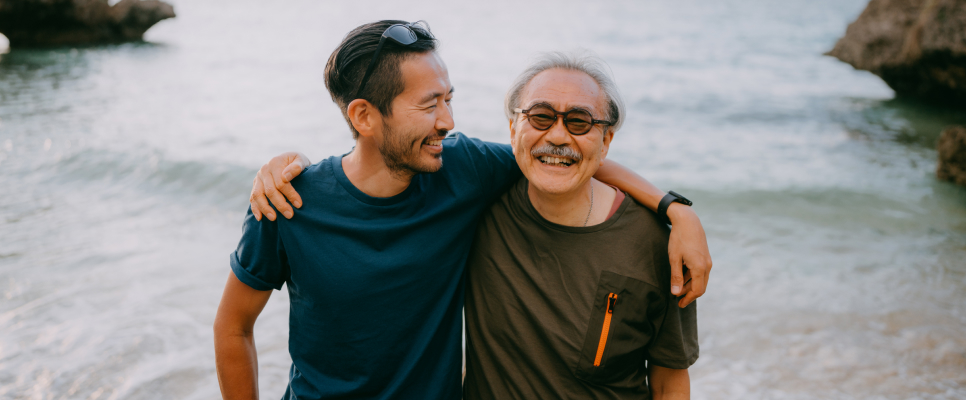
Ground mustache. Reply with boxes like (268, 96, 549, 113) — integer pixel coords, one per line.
(530, 143, 583, 161)
(422, 129, 449, 142)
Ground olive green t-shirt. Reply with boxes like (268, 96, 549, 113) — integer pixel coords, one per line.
(464, 178, 699, 400)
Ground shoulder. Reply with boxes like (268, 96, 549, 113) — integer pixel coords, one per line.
(618, 196, 671, 242)
(606, 196, 673, 287)
(301, 156, 338, 178)
(442, 132, 513, 160)
(285, 156, 346, 214)
(442, 131, 477, 150)
(491, 176, 529, 210)
(290, 156, 338, 190)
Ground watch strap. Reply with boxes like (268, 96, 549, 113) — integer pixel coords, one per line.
(657, 191, 693, 225)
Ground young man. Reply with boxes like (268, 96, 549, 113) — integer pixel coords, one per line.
(217, 20, 710, 399)
(463, 52, 696, 399)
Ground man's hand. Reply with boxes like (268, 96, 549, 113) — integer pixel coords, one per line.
(592, 160, 713, 308)
(250, 152, 311, 221)
(667, 203, 712, 308)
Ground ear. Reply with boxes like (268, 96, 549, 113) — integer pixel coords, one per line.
(347, 99, 382, 138)
(509, 118, 518, 147)
(599, 128, 615, 165)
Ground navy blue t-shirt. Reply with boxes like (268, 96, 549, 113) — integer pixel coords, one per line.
(230, 133, 520, 400)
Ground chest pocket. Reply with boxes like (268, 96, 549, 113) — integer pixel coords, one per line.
(574, 270, 666, 385)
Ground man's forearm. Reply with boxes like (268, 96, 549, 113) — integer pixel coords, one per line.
(649, 366, 690, 400)
(595, 160, 699, 226)
(654, 387, 690, 400)
(214, 331, 260, 400)
(594, 159, 665, 211)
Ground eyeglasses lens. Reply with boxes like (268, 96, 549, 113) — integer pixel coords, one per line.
(527, 105, 557, 130)
(385, 25, 418, 45)
(565, 111, 593, 135)
(527, 105, 594, 135)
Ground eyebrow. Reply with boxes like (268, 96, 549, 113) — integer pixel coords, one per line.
(418, 87, 456, 105)
(527, 100, 596, 113)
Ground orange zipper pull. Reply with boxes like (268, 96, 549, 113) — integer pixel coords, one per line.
(594, 293, 618, 367)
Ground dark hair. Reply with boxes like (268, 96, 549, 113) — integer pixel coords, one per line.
(324, 20, 438, 139)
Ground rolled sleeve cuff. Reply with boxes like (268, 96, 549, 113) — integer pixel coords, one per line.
(229, 253, 283, 291)
(648, 350, 699, 370)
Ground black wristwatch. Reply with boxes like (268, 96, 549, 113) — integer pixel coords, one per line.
(657, 191, 693, 226)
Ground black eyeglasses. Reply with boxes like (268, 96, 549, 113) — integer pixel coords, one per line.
(355, 22, 432, 99)
(513, 103, 613, 135)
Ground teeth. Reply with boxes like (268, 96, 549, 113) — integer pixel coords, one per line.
(538, 156, 573, 166)
(425, 140, 442, 146)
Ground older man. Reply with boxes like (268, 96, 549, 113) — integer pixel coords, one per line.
(462, 53, 697, 399)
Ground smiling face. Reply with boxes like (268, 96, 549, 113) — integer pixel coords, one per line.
(510, 68, 615, 195)
(376, 51, 454, 176)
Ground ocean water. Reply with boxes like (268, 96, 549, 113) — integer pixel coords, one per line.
(1, 0, 965, 399)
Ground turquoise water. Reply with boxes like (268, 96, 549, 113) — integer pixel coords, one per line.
(1, 0, 965, 399)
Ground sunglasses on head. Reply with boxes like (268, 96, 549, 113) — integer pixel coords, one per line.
(514, 103, 613, 135)
(355, 22, 433, 99)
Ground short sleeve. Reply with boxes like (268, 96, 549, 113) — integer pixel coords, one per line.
(645, 298, 699, 369)
(444, 133, 521, 202)
(229, 207, 290, 291)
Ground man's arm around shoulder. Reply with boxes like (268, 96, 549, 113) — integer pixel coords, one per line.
(649, 365, 690, 400)
(214, 271, 273, 400)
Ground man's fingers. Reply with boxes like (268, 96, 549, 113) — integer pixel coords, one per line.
(676, 261, 708, 308)
(253, 168, 278, 221)
(678, 290, 699, 308)
(264, 179, 294, 219)
(250, 153, 310, 221)
(249, 197, 262, 221)
(687, 257, 710, 296)
(281, 161, 306, 183)
(681, 279, 693, 294)
(249, 177, 263, 221)
(278, 184, 303, 210)
(677, 268, 699, 307)
(677, 279, 695, 307)
(689, 269, 708, 298)
(669, 257, 685, 296)
(251, 185, 276, 221)
(276, 164, 304, 209)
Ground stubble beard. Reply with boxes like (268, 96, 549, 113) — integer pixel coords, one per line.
(379, 121, 446, 179)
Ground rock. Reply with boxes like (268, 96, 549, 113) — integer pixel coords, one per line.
(0, 0, 175, 47)
(937, 126, 966, 187)
(826, 0, 966, 104)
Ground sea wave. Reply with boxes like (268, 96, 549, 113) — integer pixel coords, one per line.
(39, 147, 257, 210)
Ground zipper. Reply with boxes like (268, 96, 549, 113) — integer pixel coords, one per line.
(593, 292, 618, 367)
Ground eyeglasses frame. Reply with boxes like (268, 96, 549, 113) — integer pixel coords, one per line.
(513, 102, 614, 135)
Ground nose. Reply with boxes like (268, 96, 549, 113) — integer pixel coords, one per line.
(436, 99, 455, 132)
(545, 115, 572, 145)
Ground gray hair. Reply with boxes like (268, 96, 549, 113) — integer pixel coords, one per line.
(505, 50, 626, 133)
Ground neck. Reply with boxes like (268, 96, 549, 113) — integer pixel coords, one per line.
(342, 136, 414, 198)
(528, 179, 594, 226)
(529, 178, 617, 227)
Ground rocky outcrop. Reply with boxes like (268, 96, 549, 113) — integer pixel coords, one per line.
(937, 126, 966, 187)
(827, 0, 966, 104)
(0, 0, 174, 47)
